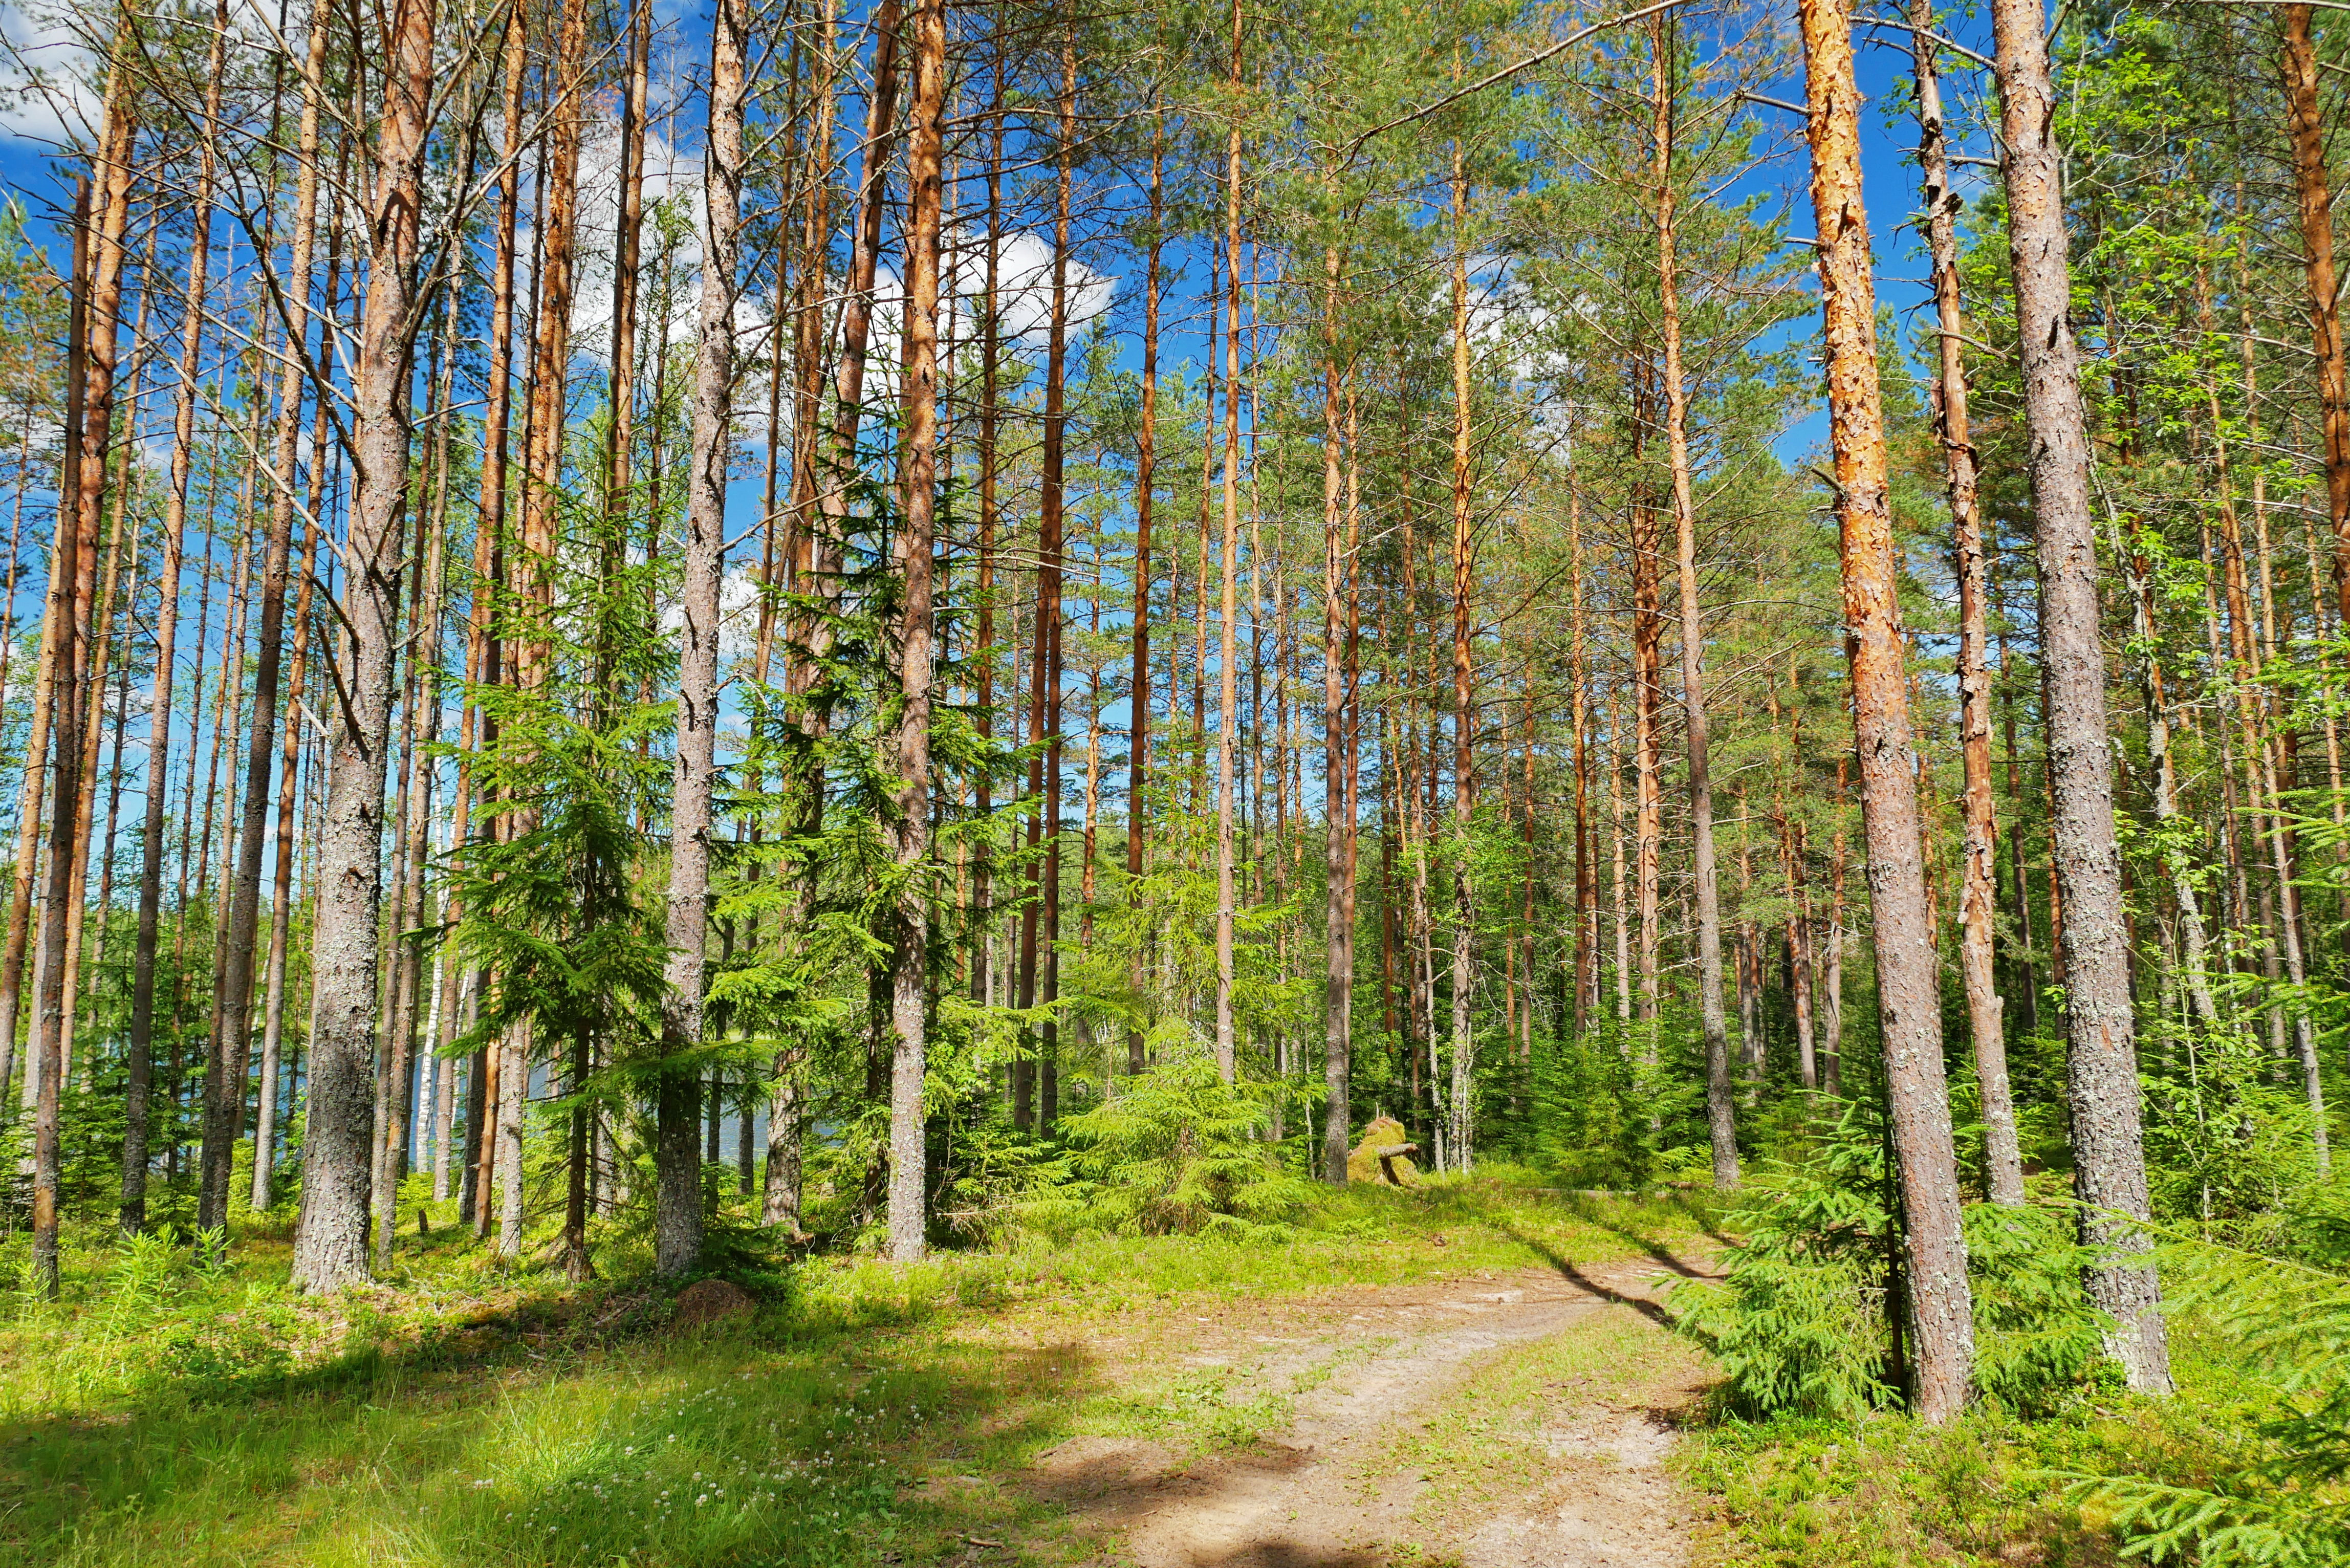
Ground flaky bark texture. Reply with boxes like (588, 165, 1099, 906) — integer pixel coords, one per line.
(1991, 0, 2172, 1395)
(1653, 18, 1736, 1191)
(657, 0, 747, 1278)
(36, 85, 130, 1293)
(2281, 5, 2350, 623)
(819, 0, 899, 534)
(1129, 124, 1162, 1082)
(292, 0, 435, 1293)
(884, 0, 946, 1265)
(1912, 0, 2022, 1208)
(1322, 243, 1352, 1185)
(1213, 0, 1243, 1084)
(1447, 145, 1476, 1172)
(1799, 0, 1976, 1423)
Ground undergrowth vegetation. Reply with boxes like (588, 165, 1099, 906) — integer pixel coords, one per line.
(1667, 1103, 2350, 1566)
(0, 1174, 1705, 1567)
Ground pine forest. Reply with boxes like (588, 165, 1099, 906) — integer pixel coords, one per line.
(0, 0, 2345, 1561)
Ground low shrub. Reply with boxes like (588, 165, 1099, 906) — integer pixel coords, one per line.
(1671, 1101, 2107, 1421)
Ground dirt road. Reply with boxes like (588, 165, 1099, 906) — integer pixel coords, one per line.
(1025, 1251, 1714, 1568)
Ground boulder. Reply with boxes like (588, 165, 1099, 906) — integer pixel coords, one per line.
(1347, 1116, 1421, 1187)
(672, 1278, 758, 1331)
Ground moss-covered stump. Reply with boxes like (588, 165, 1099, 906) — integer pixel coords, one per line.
(1347, 1117, 1421, 1186)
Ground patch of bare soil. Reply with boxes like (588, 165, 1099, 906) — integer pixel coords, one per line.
(1025, 1252, 1713, 1568)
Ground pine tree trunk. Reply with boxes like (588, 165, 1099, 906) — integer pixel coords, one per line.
(124, 2, 228, 1231)
(1447, 143, 1477, 1171)
(1913, 0, 2022, 1206)
(1321, 238, 1351, 1182)
(658, 0, 747, 1278)
(1991, 0, 2171, 1395)
(1653, 18, 1736, 1188)
(1038, 40, 1076, 1129)
(2280, 4, 2350, 623)
(454, 7, 525, 1234)
(290, 0, 436, 1293)
(1608, 686, 1631, 1028)
(34, 81, 132, 1295)
(258, 229, 339, 1212)
(1214, 0, 1244, 1084)
(1569, 471, 1593, 1038)
(1127, 119, 1161, 1081)
(1823, 812, 1846, 1096)
(200, 0, 331, 1235)
(1800, 0, 1976, 1421)
(883, 0, 945, 1264)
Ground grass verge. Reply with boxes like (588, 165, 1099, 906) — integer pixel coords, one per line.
(0, 1173, 1713, 1566)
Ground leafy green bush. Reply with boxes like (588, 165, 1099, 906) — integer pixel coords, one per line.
(1013, 1055, 1318, 1239)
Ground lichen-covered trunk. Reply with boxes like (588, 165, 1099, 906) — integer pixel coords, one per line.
(1447, 147, 1476, 1172)
(1800, 0, 1975, 1422)
(1322, 242, 1352, 1184)
(291, 0, 434, 1293)
(658, 0, 746, 1278)
(1991, 0, 2171, 1396)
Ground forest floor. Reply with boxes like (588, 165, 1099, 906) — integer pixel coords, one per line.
(1021, 1251, 1711, 1567)
(0, 1176, 2200, 1567)
(1, 1177, 1740, 1567)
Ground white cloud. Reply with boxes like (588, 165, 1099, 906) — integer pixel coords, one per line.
(0, 6, 99, 150)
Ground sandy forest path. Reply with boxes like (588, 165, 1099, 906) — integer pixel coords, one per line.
(1019, 1246, 1717, 1568)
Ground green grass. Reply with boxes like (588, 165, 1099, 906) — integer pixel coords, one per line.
(0, 1173, 1718, 1567)
(28, 1175, 2299, 1568)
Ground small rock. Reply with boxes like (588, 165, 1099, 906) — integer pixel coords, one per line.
(672, 1278, 758, 1330)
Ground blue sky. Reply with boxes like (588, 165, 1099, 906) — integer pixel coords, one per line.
(0, 0, 2012, 691)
